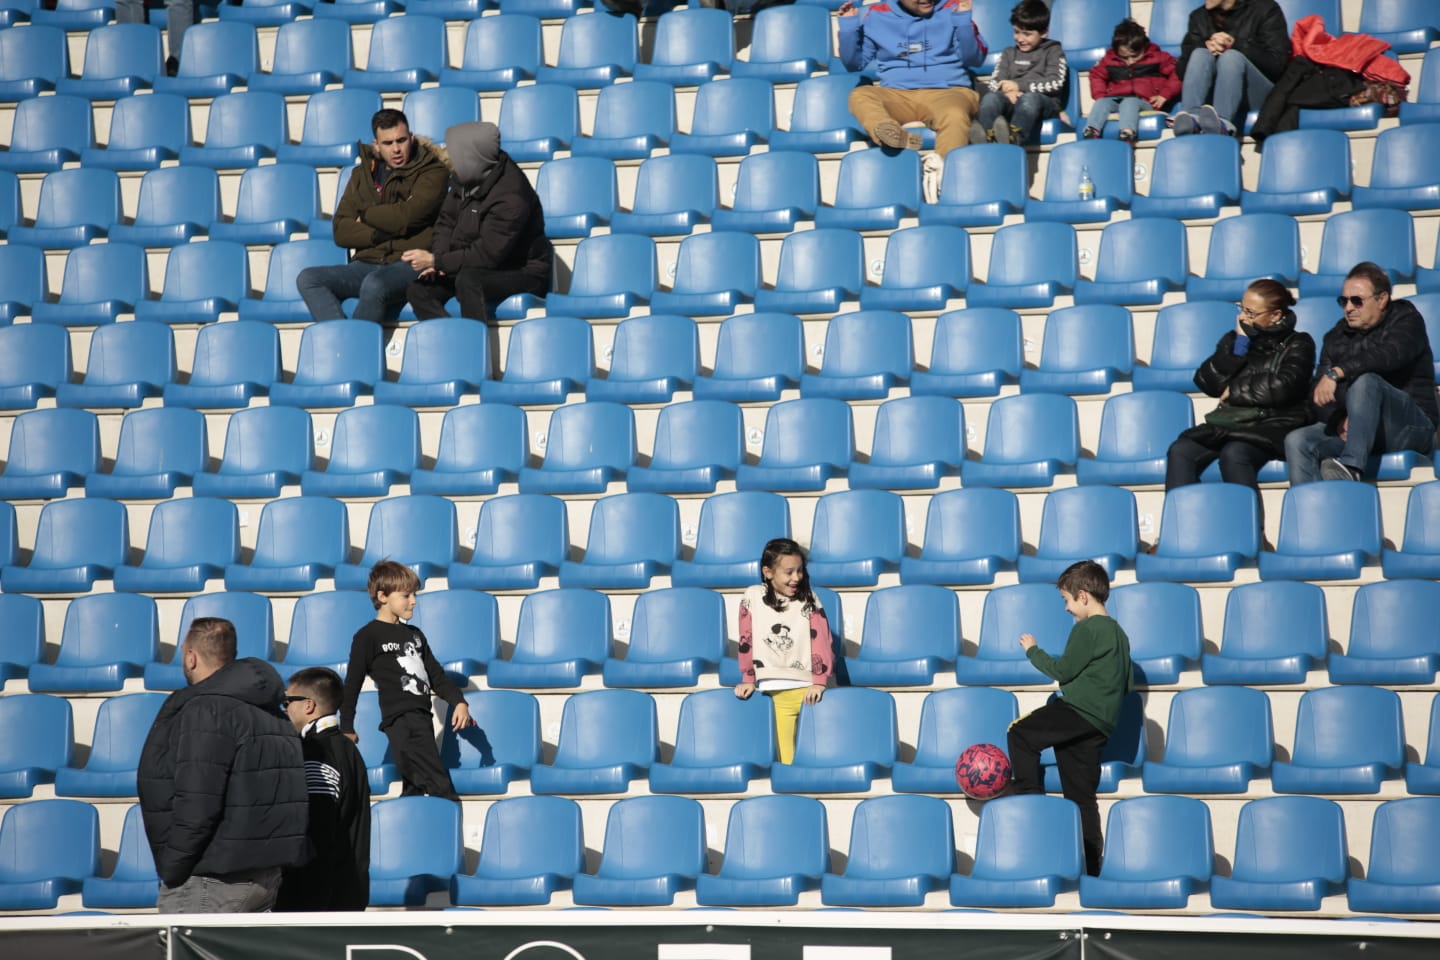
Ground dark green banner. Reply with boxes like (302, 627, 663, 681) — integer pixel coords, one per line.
(1089, 927, 1439, 960)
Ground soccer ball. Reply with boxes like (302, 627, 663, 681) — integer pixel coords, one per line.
(955, 743, 1013, 800)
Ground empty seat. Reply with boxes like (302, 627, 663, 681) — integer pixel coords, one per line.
(537, 9, 637, 87)
(217, 0, 314, 24)
(558, 492, 678, 589)
(610, 155, 716, 238)
(479, 314, 593, 405)
(520, 401, 634, 495)
(144, 591, 275, 691)
(0, 322, 69, 409)
(799, 310, 912, 400)
(649, 689, 774, 794)
(1108, 581, 1203, 685)
(86, 407, 205, 500)
(691, 312, 803, 401)
(300, 405, 419, 498)
(409, 403, 527, 496)
(1073, 217, 1189, 306)
(950, 794, 1084, 907)
(753, 228, 863, 315)
(732, 3, 831, 80)
(545, 233, 656, 318)
(0, 694, 72, 799)
(1143, 685, 1273, 794)
(964, 393, 1080, 488)
(535, 156, 617, 238)
(695, 795, 828, 907)
(1259, 480, 1382, 580)
(671, 76, 773, 159)
(0, 594, 42, 684)
(1348, 797, 1440, 913)
(134, 240, 249, 326)
(311, 0, 400, 24)
(0, 799, 98, 910)
(1330, 579, 1440, 684)
(805, 489, 906, 587)
(849, 395, 965, 490)
(1381, 480, 1440, 578)
(179, 91, 288, 169)
(1354, 124, 1440, 212)
(269, 319, 382, 408)
(1398, 45, 1440, 123)
(344, 15, 445, 92)
(1131, 134, 1241, 219)
(967, 221, 1078, 308)
(1187, 213, 1301, 301)
(368, 797, 462, 907)
(209, 163, 318, 245)
(1271, 686, 1404, 794)
(893, 687, 1018, 794)
(497, 83, 579, 162)
(603, 587, 725, 687)
(910, 307, 1023, 397)
(845, 584, 958, 686)
(442, 690, 540, 795)
(334, 495, 456, 590)
(1202, 580, 1328, 685)
(448, 494, 568, 590)
(153, 19, 257, 98)
(450, 796, 583, 905)
(1, 497, 128, 594)
(815, 148, 920, 230)
(8, 167, 120, 249)
(487, 588, 611, 689)
(1136, 483, 1261, 582)
(1021, 303, 1136, 393)
(769, 73, 864, 153)
(1029, 139, 1135, 224)
(899, 488, 1020, 586)
(192, 405, 313, 500)
(0, 407, 99, 500)
(1078, 391, 1194, 486)
(770, 686, 896, 794)
(0, 24, 68, 100)
(1079, 796, 1213, 909)
(821, 795, 953, 907)
(277, 88, 381, 166)
(710, 150, 819, 234)
(373, 316, 490, 407)
(439, 14, 542, 91)
(79, 91, 188, 171)
(55, 22, 160, 98)
(531, 689, 657, 795)
(273, 590, 374, 679)
(166, 322, 279, 410)
(55, 322, 174, 409)
(627, 400, 743, 494)
(1018, 485, 1139, 582)
(1210, 796, 1348, 911)
(571, 796, 706, 906)
(402, 87, 480, 145)
(1134, 299, 1244, 391)
(954, 582, 1076, 685)
(670, 491, 790, 588)
(1243, 126, 1350, 215)
(921, 142, 1027, 226)
(113, 497, 238, 594)
(1358, 0, 1439, 52)
(247, 18, 351, 95)
(52, 692, 164, 794)
(30, 242, 147, 327)
(587, 314, 698, 403)
(1408, 695, 1440, 794)
(859, 224, 969, 312)
(79, 804, 157, 909)
(572, 79, 674, 160)
(635, 6, 734, 84)
(0, 244, 46, 324)
(0, 93, 92, 173)
(108, 165, 221, 248)
(1299, 207, 1416, 297)
(735, 397, 853, 492)
(408, 589, 499, 684)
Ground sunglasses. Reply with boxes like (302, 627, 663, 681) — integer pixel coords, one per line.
(281, 695, 312, 705)
(1336, 294, 1379, 308)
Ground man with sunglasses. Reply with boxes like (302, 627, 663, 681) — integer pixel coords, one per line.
(1284, 261, 1438, 483)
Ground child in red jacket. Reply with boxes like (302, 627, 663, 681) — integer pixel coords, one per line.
(1083, 19, 1182, 145)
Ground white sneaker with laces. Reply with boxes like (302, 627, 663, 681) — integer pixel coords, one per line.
(922, 151, 943, 205)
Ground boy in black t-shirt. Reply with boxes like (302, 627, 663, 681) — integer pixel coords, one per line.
(339, 561, 470, 801)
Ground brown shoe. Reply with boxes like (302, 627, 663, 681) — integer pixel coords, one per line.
(873, 121, 924, 151)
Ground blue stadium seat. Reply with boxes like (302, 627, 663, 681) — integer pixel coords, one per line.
(0, 407, 99, 500)
(208, 164, 318, 245)
(0, 594, 42, 684)
(30, 242, 146, 327)
(0, 0, 34, 26)
(311, 0, 401, 23)
(246, 18, 350, 94)
(1210, 796, 1348, 911)
(963, 393, 1079, 488)
(1242, 127, 1350, 215)
(373, 317, 489, 406)
(519, 401, 634, 494)
(1353, 124, 1440, 211)
(0, 694, 72, 798)
(1048, 0, 1124, 67)
(735, 397, 852, 492)
(86, 407, 204, 500)
(603, 588, 724, 688)
(108, 166, 220, 247)
(448, 494, 568, 590)
(1202, 580, 1328, 684)
(771, 686, 896, 794)
(920, 143, 1027, 226)
(344, 15, 445, 92)
(0, 236, 43, 323)
(1136, 483, 1261, 582)
(1272, 686, 1404, 794)
(409, 589, 499, 684)
(967, 221, 1078, 308)
(442, 690, 540, 795)
(133, 240, 248, 326)
(7, 167, 119, 248)
(277, 88, 380, 166)
(0, 501, 12, 569)
(1143, 685, 1272, 794)
(55, 23, 160, 98)
(178, 91, 287, 168)
(670, 77, 772, 158)
(849, 395, 965, 490)
(152, 19, 257, 98)
(1108, 581, 1203, 685)
(333, 495, 455, 590)
(145, 591, 275, 691)
(696, 796, 829, 907)
(218, 0, 313, 24)
(537, 9, 637, 87)
(588, 314, 698, 403)
(670, 491, 789, 588)
(1299, 207, 1416, 297)
(800, 309, 911, 400)
(1275, 0, 1341, 29)
(1259, 481, 1382, 580)
(1018, 485, 1138, 582)
(410, 403, 526, 497)
(1135, 300, 1245, 391)
(710, 150, 819, 233)
(1, 498, 127, 594)
(1079, 796, 1213, 909)
(635, 7, 734, 84)
(649, 689, 774, 794)
(1131, 134, 1241, 219)
(193, 405, 313, 499)
(498, 83, 579, 161)
(1330, 579, 1440, 684)
(610, 154, 716, 236)
(950, 794, 1084, 907)
(402, 87, 481, 144)
(1073, 217, 1189, 305)
(0, 93, 91, 173)
(893, 687, 1017, 794)
(821, 795, 953, 907)
(1382, 480, 1440, 578)
(1021, 303, 1135, 392)
(51, 693, 163, 794)
(1029, 139, 1135, 221)
(1409, 696, 1440, 794)
(571, 796, 706, 906)
(164, 321, 278, 409)
(79, 93, 187, 171)
(531, 689, 657, 795)
(301, 405, 419, 498)
(1399, 46, 1440, 122)
(369, 797, 462, 907)
(805, 489, 905, 587)
(1348, 798, 1440, 914)
(691, 311, 802, 400)
(269, 319, 382, 408)
(816, 148, 920, 230)
(271, 590, 373, 680)
(753, 228, 864, 314)
(488, 588, 611, 689)
(559, 491, 677, 588)
(0, 322, 68, 409)
(1187, 213, 1301, 301)
(954, 582, 1074, 685)
(769, 73, 864, 153)
(0, 24, 67, 100)
(80, 804, 157, 909)
(0, 799, 98, 910)
(113, 497, 237, 594)
(899, 488, 1020, 586)
(731, 4, 831, 81)
(1077, 391, 1194, 486)
(450, 796, 583, 905)
(535, 156, 616, 238)
(440, 14, 542, 91)
(627, 400, 743, 494)
(845, 584, 958, 686)
(910, 307, 1022, 397)
(1358, 0, 1439, 52)
(1039, 690, 1145, 793)
(544, 233, 656, 318)
(54, 322, 173, 409)
(859, 224, 969, 312)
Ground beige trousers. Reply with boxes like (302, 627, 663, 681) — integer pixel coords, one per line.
(847, 85, 982, 157)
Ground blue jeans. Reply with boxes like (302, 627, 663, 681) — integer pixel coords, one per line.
(1180, 48, 1273, 128)
(1085, 95, 1144, 136)
(115, 0, 193, 61)
(296, 260, 418, 324)
(977, 91, 1059, 145)
(1283, 373, 1438, 483)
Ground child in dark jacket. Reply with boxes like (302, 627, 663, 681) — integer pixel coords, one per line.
(1084, 19, 1182, 144)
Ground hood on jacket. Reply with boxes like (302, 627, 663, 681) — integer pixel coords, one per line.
(446, 121, 502, 188)
(156, 657, 287, 722)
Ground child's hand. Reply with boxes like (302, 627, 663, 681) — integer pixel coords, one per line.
(734, 683, 756, 700)
(837, 0, 858, 15)
(1018, 633, 1038, 651)
(451, 702, 473, 731)
(1148, 95, 1168, 109)
(345, 732, 359, 744)
(999, 79, 1020, 96)
(803, 684, 825, 704)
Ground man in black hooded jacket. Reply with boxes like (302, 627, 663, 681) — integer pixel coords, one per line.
(138, 617, 309, 913)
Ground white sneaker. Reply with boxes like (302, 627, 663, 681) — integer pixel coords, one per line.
(922, 151, 943, 205)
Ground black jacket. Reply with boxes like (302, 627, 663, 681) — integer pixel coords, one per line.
(1183, 309, 1316, 454)
(138, 658, 309, 889)
(431, 151, 552, 284)
(1251, 56, 1366, 145)
(277, 722, 371, 911)
(1179, 0, 1291, 84)
(1312, 297, 1440, 429)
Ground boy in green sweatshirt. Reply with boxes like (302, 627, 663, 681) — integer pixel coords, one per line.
(1009, 559, 1133, 877)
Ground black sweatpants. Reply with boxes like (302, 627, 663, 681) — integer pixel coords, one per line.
(382, 709, 459, 802)
(406, 267, 548, 322)
(1007, 699, 1108, 877)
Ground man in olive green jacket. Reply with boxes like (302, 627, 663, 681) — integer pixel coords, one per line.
(297, 108, 449, 324)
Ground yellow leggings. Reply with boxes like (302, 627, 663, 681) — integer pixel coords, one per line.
(767, 687, 809, 764)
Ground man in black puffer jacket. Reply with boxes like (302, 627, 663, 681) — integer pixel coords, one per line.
(138, 617, 309, 913)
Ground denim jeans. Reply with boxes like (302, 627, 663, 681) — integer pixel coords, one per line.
(114, 0, 193, 61)
(1283, 373, 1438, 483)
(157, 866, 282, 914)
(1085, 95, 1144, 136)
(977, 90, 1060, 145)
(296, 260, 419, 324)
(1180, 48, 1273, 128)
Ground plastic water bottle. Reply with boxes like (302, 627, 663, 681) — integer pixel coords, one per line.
(1078, 164, 1095, 201)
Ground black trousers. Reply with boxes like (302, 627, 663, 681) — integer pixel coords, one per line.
(1165, 435, 1273, 491)
(406, 267, 548, 322)
(1007, 699, 1108, 877)
(382, 710, 459, 801)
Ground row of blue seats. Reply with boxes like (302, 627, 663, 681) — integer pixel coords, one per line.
(11, 792, 1440, 912)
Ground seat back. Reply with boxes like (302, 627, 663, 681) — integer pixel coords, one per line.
(325, 405, 420, 473)
(712, 312, 803, 381)
(27, 497, 128, 568)
(773, 228, 863, 294)
(792, 686, 897, 767)
(1203, 213, 1301, 283)
(260, 238, 344, 300)
(938, 142, 1027, 209)
(8, 93, 91, 154)
(1108, 582, 1204, 666)
(1162, 685, 1274, 769)
(1098, 796, 1213, 883)
(369, 796, 462, 881)
(553, 689, 657, 768)
(1037, 303, 1135, 373)
(868, 396, 965, 467)
(626, 587, 726, 665)
(499, 83, 579, 144)
(1033, 484, 1139, 561)
(292, 319, 382, 387)
(296, 88, 380, 148)
(651, 7, 734, 70)
(56, 242, 146, 306)
(107, 803, 158, 883)
(1148, 300, 1239, 371)
(1047, 0, 1125, 66)
(929, 307, 1023, 377)
(1042, 139, 1134, 205)
(1365, 798, 1440, 884)
(630, 154, 717, 219)
(918, 488, 1021, 562)
(1230, 796, 1348, 883)
(140, 497, 238, 568)
(757, 398, 854, 469)
(594, 796, 705, 880)
(1314, 208, 1416, 280)
(81, 322, 175, 387)
(842, 795, 953, 881)
(199, 90, 288, 150)
(270, 17, 353, 75)
(581, 492, 678, 566)
(403, 86, 480, 142)
(76, 22, 160, 81)
(554, 8, 637, 71)
(0, 322, 69, 393)
(5, 407, 99, 477)
(232, 163, 319, 225)
(971, 794, 1084, 881)
(502, 315, 594, 383)
(649, 400, 743, 472)
(171, 19, 258, 80)
(535, 156, 617, 225)
(857, 584, 959, 665)
(1254, 127, 1350, 198)
(0, 24, 67, 86)
(111, 407, 206, 477)
(1147, 134, 1240, 202)
(104, 91, 188, 153)
(877, 224, 970, 291)
(977, 583, 1074, 660)
(1220, 580, 1329, 661)
(364, 14, 445, 72)
(568, 233, 657, 299)
(541, 401, 634, 473)
(474, 796, 584, 878)
(250, 496, 349, 569)
(473, 495, 567, 567)
(512, 589, 611, 665)
(0, 594, 43, 670)
(83, 691, 164, 771)
(442, 688, 541, 774)
(0, 693, 72, 775)
(671, 688, 775, 767)
(687, 73, 769, 135)
(217, 405, 313, 475)
(717, 795, 828, 880)
(1349, 579, 1440, 659)
(745, 4, 830, 66)
(32, 167, 119, 229)
(985, 221, 1079, 287)
(783, 73, 863, 137)
(607, 313, 699, 381)
(1155, 482, 1260, 558)
(833, 146, 920, 211)
(730, 150, 818, 216)
(690, 490, 789, 564)
(458, 13, 542, 73)
(411, 589, 499, 668)
(1092, 217, 1188, 286)
(809, 489, 906, 565)
(981, 393, 1080, 464)
(432, 403, 527, 474)
(816, 309, 913, 381)
(158, 239, 250, 304)
(0, 245, 47, 315)
(1398, 480, 1440, 553)
(1274, 481, 1382, 557)
(912, 687, 1018, 766)
(286, 590, 375, 666)
(0, 798, 98, 884)
(591, 79, 674, 140)
(1094, 391, 1194, 461)
(357, 495, 456, 569)
(1291, 685, 1404, 767)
